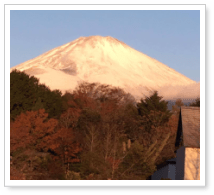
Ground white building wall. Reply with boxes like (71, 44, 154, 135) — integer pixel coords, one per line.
(184, 148, 200, 180)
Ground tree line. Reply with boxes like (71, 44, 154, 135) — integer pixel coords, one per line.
(10, 70, 199, 180)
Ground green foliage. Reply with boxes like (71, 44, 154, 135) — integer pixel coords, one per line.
(42, 89, 63, 119)
(61, 92, 75, 111)
(123, 103, 141, 140)
(117, 140, 156, 179)
(10, 80, 179, 180)
(79, 151, 107, 179)
(76, 108, 102, 140)
(32, 97, 44, 111)
(118, 132, 171, 180)
(137, 91, 171, 132)
(10, 70, 63, 120)
(149, 132, 171, 164)
(10, 70, 39, 120)
(78, 108, 101, 125)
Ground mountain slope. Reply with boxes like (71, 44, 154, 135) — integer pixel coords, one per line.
(10, 35, 199, 100)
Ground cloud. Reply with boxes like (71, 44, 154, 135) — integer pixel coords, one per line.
(158, 82, 200, 100)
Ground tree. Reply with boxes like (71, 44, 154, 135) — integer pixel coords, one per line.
(61, 92, 75, 112)
(40, 127, 81, 175)
(72, 82, 135, 110)
(10, 109, 58, 153)
(10, 70, 39, 120)
(60, 105, 81, 129)
(137, 91, 171, 133)
(10, 109, 60, 179)
(10, 166, 26, 180)
(154, 114, 178, 165)
(10, 108, 81, 179)
(117, 132, 171, 180)
(72, 82, 136, 179)
(190, 97, 200, 107)
(172, 98, 184, 116)
(10, 70, 63, 121)
(40, 87, 63, 119)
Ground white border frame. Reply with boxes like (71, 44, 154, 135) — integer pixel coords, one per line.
(5, 4, 205, 187)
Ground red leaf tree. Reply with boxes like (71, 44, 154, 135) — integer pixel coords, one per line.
(10, 109, 58, 153)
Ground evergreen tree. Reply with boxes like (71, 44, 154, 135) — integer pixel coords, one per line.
(10, 69, 63, 120)
(137, 91, 171, 132)
(32, 97, 44, 111)
(10, 70, 39, 120)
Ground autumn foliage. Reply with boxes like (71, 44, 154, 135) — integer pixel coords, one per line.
(10, 109, 58, 152)
(10, 109, 81, 179)
(10, 71, 180, 180)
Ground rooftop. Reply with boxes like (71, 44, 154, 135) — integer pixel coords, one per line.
(180, 106, 200, 148)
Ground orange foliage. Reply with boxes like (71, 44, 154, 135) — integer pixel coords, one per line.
(40, 127, 81, 163)
(10, 109, 58, 152)
(73, 82, 134, 113)
(10, 166, 26, 180)
(10, 109, 81, 172)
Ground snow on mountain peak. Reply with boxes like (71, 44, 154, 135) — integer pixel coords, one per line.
(10, 35, 199, 100)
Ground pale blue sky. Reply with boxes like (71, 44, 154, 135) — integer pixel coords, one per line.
(10, 10, 200, 81)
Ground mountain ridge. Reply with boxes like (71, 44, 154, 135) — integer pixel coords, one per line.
(10, 35, 199, 100)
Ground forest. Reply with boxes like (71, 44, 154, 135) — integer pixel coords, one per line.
(10, 69, 199, 180)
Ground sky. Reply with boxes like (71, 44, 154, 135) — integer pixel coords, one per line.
(10, 10, 200, 82)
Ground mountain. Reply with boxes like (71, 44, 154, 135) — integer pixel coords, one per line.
(10, 35, 200, 100)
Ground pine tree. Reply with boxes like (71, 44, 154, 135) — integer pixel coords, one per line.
(137, 91, 171, 133)
(10, 70, 63, 121)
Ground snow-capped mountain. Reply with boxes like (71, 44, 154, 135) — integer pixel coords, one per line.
(10, 35, 200, 100)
